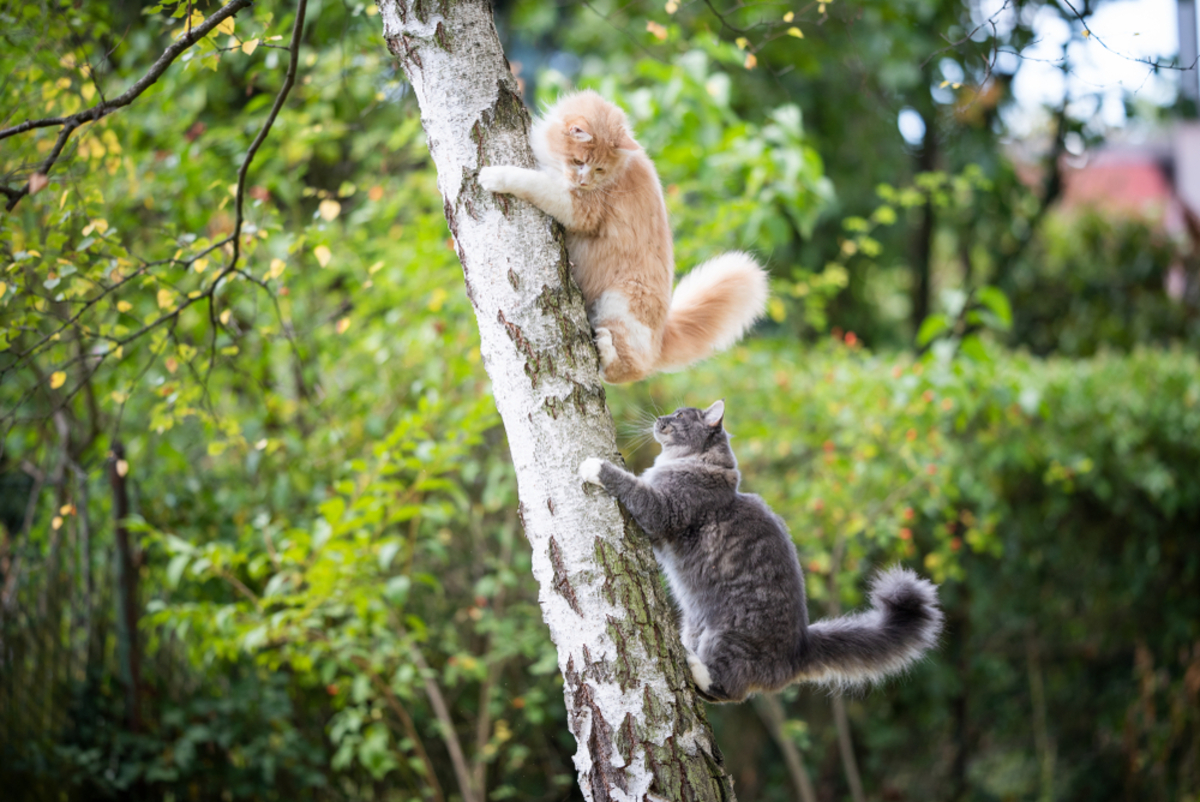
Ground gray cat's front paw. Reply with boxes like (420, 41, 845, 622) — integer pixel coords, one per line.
(578, 458, 604, 486)
(478, 165, 518, 194)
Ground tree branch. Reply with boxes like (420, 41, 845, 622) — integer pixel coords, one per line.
(2, 0, 254, 211)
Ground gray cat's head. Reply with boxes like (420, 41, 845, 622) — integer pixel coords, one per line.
(654, 401, 736, 466)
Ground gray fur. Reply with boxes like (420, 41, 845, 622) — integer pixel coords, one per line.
(582, 401, 944, 703)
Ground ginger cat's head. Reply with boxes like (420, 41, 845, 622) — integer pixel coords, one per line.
(537, 90, 639, 191)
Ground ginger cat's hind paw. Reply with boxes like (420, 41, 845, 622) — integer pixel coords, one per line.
(594, 328, 617, 369)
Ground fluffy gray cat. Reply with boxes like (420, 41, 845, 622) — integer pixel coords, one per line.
(578, 400, 944, 703)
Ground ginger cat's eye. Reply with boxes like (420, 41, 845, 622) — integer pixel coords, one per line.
(572, 158, 584, 166)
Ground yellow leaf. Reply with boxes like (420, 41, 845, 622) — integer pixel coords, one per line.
(318, 199, 341, 221)
(787, 26, 804, 38)
(50, 371, 67, 389)
(242, 37, 260, 55)
(116, 459, 129, 477)
(368, 260, 384, 275)
(117, 300, 132, 313)
(783, 11, 794, 21)
(744, 53, 757, 69)
(266, 258, 286, 280)
(366, 4, 378, 16)
(665, 0, 678, 13)
(60, 504, 74, 516)
(52, 516, 63, 530)
(111, 391, 127, 403)
(314, 245, 332, 267)
(735, 37, 749, 49)
(819, 1, 826, 11)
(255, 438, 268, 450)
(220, 309, 232, 325)
(187, 290, 202, 299)
(217, 15, 235, 35)
(207, 442, 226, 457)
(940, 79, 950, 88)
(646, 21, 667, 41)
(428, 287, 448, 312)
(1082, 29, 1090, 38)
(0, 282, 7, 299)
(82, 218, 108, 236)
(336, 317, 351, 334)
(193, 257, 209, 273)
(157, 288, 175, 309)
(768, 297, 787, 322)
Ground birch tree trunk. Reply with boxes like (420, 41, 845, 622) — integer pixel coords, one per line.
(378, 2, 735, 799)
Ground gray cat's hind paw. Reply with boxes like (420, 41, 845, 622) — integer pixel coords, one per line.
(686, 652, 713, 692)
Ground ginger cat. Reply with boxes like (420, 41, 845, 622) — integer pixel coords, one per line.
(479, 90, 768, 384)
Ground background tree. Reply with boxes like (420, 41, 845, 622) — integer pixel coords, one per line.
(2, 0, 1198, 800)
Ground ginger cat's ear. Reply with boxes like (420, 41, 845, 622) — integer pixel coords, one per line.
(567, 125, 593, 143)
(616, 131, 638, 152)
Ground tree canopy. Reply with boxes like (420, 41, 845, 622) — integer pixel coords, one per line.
(2, 0, 1198, 800)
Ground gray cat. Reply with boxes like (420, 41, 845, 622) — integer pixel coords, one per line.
(578, 400, 944, 703)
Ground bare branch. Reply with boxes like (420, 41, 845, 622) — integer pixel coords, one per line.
(2, 0, 254, 211)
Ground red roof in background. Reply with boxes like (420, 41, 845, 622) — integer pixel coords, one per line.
(1061, 155, 1172, 214)
(1060, 150, 1189, 237)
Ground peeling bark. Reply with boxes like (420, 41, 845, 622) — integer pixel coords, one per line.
(377, 1, 734, 799)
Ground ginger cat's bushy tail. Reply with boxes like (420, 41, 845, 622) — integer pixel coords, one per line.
(656, 252, 769, 372)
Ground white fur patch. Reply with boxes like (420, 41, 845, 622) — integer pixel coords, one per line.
(478, 165, 578, 228)
(592, 291, 652, 359)
(477, 165, 520, 194)
(593, 327, 617, 368)
(578, 458, 604, 485)
(686, 651, 712, 692)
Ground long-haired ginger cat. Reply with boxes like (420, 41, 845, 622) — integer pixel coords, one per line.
(479, 90, 768, 384)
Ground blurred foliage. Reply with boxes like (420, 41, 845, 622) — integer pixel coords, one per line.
(2, 0, 1199, 801)
(1009, 211, 1200, 356)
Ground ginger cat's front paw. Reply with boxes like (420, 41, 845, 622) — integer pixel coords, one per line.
(594, 328, 617, 369)
(578, 458, 604, 486)
(478, 165, 519, 194)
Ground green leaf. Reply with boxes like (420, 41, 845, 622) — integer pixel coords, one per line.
(166, 554, 190, 588)
(975, 286, 1013, 330)
(916, 313, 950, 346)
(959, 334, 991, 363)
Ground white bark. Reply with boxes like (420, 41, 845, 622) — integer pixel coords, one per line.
(378, 1, 734, 800)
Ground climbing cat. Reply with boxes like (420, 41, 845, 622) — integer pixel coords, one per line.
(478, 90, 768, 384)
(578, 401, 944, 703)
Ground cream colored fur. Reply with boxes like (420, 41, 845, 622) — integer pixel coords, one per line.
(479, 90, 768, 383)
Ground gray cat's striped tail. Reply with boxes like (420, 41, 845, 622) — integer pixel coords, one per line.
(795, 567, 943, 689)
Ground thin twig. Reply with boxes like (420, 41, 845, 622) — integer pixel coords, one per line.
(353, 655, 447, 802)
(2, 0, 254, 210)
(407, 638, 481, 802)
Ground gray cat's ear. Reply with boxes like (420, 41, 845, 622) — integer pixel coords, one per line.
(567, 125, 593, 143)
(703, 400, 725, 428)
